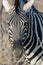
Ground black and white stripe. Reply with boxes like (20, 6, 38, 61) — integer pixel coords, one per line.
(8, 6, 28, 46)
(20, 6, 43, 65)
(8, 0, 43, 65)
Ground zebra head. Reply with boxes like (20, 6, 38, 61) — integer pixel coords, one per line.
(2, 0, 26, 12)
(2, 0, 34, 12)
(14, 0, 34, 13)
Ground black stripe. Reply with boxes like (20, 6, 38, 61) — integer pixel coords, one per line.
(36, 54, 43, 64)
(35, 14, 42, 41)
(28, 47, 42, 61)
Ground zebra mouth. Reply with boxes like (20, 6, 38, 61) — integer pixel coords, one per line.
(12, 47, 23, 58)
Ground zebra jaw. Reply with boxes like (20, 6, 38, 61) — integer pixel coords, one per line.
(2, 0, 14, 12)
(23, 0, 34, 12)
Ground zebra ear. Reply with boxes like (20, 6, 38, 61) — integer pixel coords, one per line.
(23, 0, 34, 11)
(2, 0, 14, 12)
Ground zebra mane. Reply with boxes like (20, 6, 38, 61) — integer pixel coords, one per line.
(15, 0, 20, 13)
(14, 0, 27, 13)
(14, 0, 34, 13)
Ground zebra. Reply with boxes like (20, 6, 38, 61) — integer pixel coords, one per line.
(20, 6, 43, 65)
(16, 6, 43, 65)
(3, 0, 43, 65)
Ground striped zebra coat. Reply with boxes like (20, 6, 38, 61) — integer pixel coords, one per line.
(21, 6, 43, 65)
(8, 5, 43, 65)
